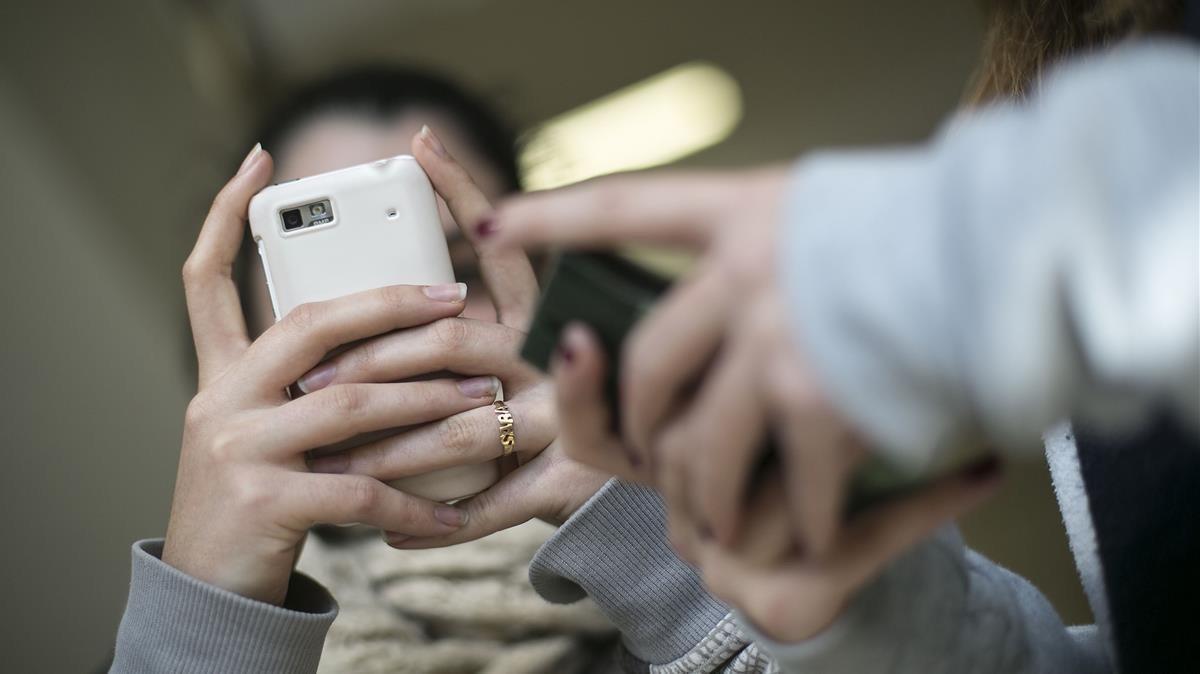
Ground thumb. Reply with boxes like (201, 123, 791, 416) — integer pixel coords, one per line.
(837, 456, 1004, 590)
(382, 455, 548, 549)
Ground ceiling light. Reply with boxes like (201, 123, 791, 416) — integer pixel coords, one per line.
(520, 61, 742, 190)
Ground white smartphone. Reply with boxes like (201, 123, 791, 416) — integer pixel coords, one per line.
(248, 155, 500, 502)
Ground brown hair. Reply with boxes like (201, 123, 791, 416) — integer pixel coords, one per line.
(965, 0, 1186, 105)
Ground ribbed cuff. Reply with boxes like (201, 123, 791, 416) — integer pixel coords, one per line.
(528, 479, 731, 664)
(733, 595, 867, 667)
(111, 539, 337, 674)
(734, 527, 967, 674)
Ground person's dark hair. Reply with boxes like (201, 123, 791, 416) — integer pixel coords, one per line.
(255, 66, 521, 191)
(225, 66, 522, 343)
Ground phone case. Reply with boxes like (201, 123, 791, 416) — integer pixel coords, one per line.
(249, 156, 456, 317)
(249, 155, 499, 502)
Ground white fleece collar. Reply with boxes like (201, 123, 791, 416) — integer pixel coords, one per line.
(1044, 421, 1116, 669)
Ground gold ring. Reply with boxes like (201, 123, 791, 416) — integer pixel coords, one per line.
(493, 400, 516, 456)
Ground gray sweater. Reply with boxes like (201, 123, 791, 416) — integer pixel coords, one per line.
(112, 39, 1198, 673)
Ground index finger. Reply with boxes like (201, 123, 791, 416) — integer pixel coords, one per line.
(243, 283, 468, 394)
(413, 126, 539, 329)
(489, 171, 742, 252)
(182, 145, 274, 388)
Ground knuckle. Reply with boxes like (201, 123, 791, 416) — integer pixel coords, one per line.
(285, 302, 318, 332)
(413, 381, 443, 410)
(230, 472, 273, 511)
(328, 384, 368, 417)
(587, 181, 628, 216)
(355, 442, 388, 476)
(207, 426, 244, 463)
(344, 477, 381, 516)
(379, 284, 414, 314)
(210, 182, 236, 212)
(180, 256, 205, 286)
(183, 395, 213, 428)
(346, 338, 381, 378)
(437, 414, 478, 458)
(431, 317, 469, 351)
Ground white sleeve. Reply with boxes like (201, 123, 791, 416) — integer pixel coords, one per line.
(780, 39, 1200, 469)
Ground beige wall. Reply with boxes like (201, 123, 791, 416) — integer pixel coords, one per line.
(0, 78, 190, 672)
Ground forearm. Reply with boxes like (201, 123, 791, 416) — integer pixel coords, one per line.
(529, 479, 777, 672)
(742, 527, 1109, 674)
(781, 40, 1200, 468)
(111, 540, 337, 674)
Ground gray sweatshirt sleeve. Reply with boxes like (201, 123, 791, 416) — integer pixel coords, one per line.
(529, 479, 778, 672)
(111, 539, 336, 673)
(738, 527, 1109, 674)
(780, 40, 1200, 470)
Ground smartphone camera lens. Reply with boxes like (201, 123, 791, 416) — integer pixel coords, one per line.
(282, 208, 303, 231)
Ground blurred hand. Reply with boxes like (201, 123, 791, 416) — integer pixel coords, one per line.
(550, 311, 1002, 643)
(692, 464, 1002, 644)
(489, 167, 1007, 642)
(307, 127, 610, 544)
(164, 146, 483, 605)
(487, 168, 866, 555)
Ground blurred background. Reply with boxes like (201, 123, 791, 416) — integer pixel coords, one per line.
(1, 1, 1091, 671)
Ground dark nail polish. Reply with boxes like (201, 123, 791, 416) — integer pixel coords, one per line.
(963, 455, 1001, 482)
(476, 216, 497, 238)
(556, 342, 575, 365)
(619, 444, 642, 468)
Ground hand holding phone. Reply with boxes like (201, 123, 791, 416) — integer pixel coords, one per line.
(248, 155, 501, 502)
(166, 146, 476, 605)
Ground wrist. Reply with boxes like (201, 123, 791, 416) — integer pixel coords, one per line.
(162, 532, 292, 606)
(527, 440, 609, 527)
(530, 479, 731, 664)
(748, 593, 849, 644)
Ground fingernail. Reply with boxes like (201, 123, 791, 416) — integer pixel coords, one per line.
(423, 282, 468, 302)
(384, 532, 411, 545)
(419, 125, 448, 158)
(297, 361, 336, 393)
(308, 453, 348, 474)
(475, 216, 498, 239)
(963, 455, 1001, 483)
(555, 344, 575, 365)
(555, 330, 577, 365)
(434, 505, 468, 527)
(620, 444, 642, 467)
(457, 375, 500, 398)
(237, 142, 262, 175)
